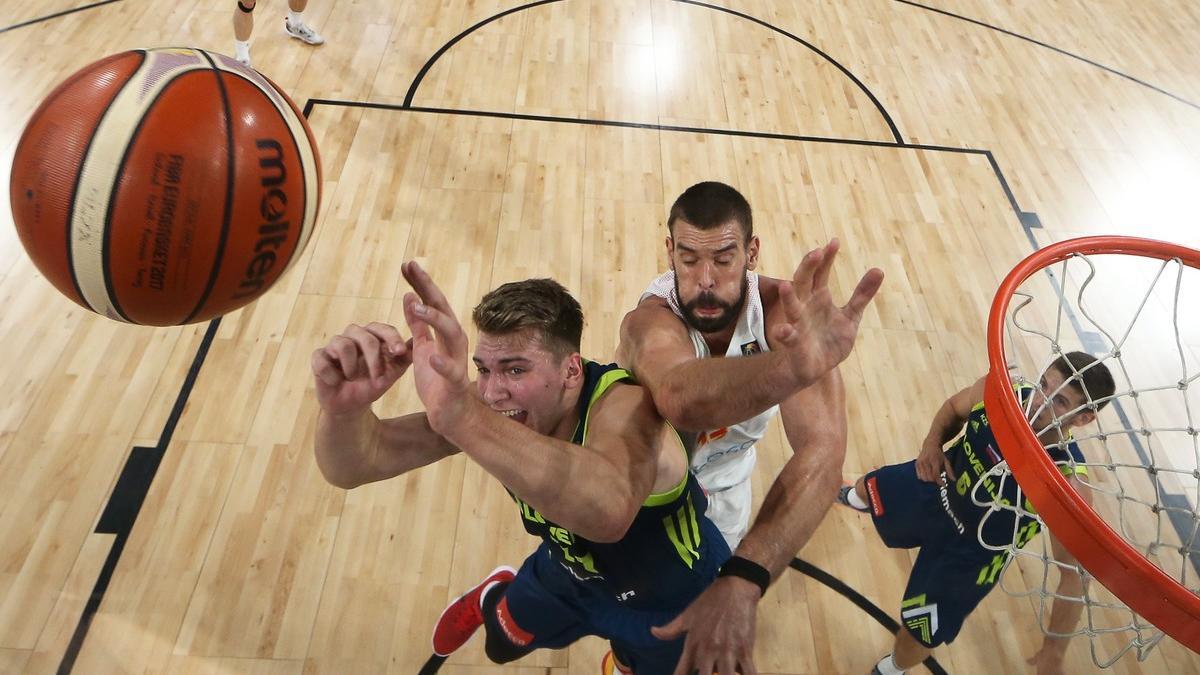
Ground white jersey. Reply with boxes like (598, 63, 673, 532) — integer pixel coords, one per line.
(639, 270, 779, 493)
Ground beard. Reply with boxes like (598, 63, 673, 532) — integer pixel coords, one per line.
(675, 271, 749, 334)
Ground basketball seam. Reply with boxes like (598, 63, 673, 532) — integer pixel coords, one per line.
(60, 50, 147, 313)
(182, 50, 237, 324)
(99, 63, 182, 324)
(209, 68, 314, 302)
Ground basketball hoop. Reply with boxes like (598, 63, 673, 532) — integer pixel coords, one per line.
(981, 236, 1200, 665)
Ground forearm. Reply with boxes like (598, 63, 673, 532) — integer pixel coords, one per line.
(1045, 573, 1086, 640)
(315, 408, 381, 488)
(441, 400, 633, 541)
(315, 408, 454, 488)
(655, 351, 805, 431)
(923, 400, 966, 448)
(734, 446, 842, 579)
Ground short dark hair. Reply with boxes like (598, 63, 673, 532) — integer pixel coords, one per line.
(667, 181, 753, 243)
(1048, 351, 1115, 411)
(472, 278, 583, 358)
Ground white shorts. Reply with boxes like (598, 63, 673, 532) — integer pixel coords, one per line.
(704, 478, 752, 551)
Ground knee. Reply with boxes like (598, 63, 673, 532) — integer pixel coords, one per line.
(237, 0, 256, 12)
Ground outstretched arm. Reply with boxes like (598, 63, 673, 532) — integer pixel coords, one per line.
(651, 367, 846, 675)
(400, 261, 672, 543)
(618, 239, 882, 432)
(312, 322, 458, 489)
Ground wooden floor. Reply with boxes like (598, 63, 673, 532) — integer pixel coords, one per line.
(2, 0, 1200, 673)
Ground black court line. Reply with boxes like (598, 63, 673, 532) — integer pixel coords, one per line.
(403, 0, 904, 144)
(675, 0, 903, 144)
(58, 317, 222, 674)
(403, 0, 561, 107)
(894, 0, 1200, 113)
(0, 0, 122, 35)
(792, 559, 949, 675)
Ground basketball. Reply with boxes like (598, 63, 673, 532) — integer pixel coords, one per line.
(9, 48, 322, 326)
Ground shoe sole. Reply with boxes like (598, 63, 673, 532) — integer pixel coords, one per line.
(431, 564, 517, 657)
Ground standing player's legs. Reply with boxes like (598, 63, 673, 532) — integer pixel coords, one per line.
(284, 0, 325, 46)
(233, 0, 255, 66)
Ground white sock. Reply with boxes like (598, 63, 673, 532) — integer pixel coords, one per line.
(847, 486, 869, 510)
(234, 40, 250, 61)
(287, 10, 303, 26)
(875, 654, 905, 675)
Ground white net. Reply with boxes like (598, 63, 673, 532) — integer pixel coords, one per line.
(971, 247, 1200, 667)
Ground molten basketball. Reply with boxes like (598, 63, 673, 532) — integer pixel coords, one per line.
(9, 48, 322, 326)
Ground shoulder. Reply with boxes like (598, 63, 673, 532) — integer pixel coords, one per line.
(618, 296, 692, 353)
(754, 274, 787, 320)
(587, 380, 665, 440)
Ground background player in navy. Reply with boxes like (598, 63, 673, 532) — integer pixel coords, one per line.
(838, 352, 1115, 675)
(312, 262, 730, 673)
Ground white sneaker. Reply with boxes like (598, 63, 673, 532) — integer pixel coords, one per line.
(285, 18, 324, 45)
(235, 53, 252, 67)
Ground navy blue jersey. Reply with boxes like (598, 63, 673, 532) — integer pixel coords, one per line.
(941, 389, 1086, 550)
(508, 360, 724, 610)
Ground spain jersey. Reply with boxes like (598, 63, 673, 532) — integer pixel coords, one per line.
(639, 271, 777, 492)
(508, 360, 728, 609)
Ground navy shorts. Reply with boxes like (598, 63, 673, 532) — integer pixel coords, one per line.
(496, 542, 720, 674)
(863, 460, 1008, 647)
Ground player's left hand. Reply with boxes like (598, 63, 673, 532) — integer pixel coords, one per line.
(1026, 643, 1067, 675)
(401, 260, 473, 434)
(650, 575, 759, 675)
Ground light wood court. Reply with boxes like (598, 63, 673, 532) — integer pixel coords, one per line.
(2, 0, 1200, 673)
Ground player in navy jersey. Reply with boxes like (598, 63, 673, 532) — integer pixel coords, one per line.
(312, 263, 734, 673)
(837, 352, 1115, 675)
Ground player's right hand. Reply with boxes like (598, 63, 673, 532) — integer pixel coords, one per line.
(311, 322, 413, 416)
(916, 439, 954, 484)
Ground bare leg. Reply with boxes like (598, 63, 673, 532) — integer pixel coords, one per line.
(233, 0, 255, 41)
(893, 626, 933, 670)
(287, 0, 308, 11)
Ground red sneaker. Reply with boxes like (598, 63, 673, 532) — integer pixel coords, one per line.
(431, 565, 517, 656)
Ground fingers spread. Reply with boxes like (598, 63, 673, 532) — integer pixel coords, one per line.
(811, 238, 839, 292)
(402, 260, 454, 316)
(403, 292, 433, 342)
(843, 268, 885, 321)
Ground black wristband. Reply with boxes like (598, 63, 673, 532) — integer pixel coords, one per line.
(237, 1, 254, 13)
(717, 555, 770, 596)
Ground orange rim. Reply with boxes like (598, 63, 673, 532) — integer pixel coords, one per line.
(986, 235, 1200, 653)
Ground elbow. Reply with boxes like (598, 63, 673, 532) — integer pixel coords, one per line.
(318, 467, 360, 490)
(314, 453, 362, 490)
(589, 501, 639, 544)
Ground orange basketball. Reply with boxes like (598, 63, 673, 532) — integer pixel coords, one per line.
(9, 48, 322, 326)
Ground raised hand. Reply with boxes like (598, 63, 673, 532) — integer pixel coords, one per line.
(401, 260, 473, 433)
(773, 239, 883, 387)
(311, 322, 412, 416)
